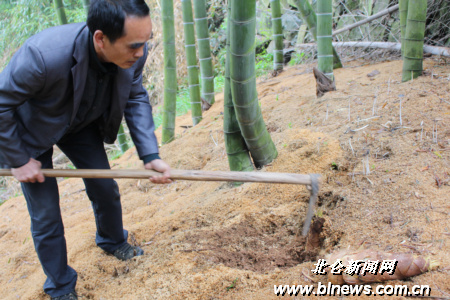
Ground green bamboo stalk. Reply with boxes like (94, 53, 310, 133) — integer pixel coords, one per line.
(193, 0, 215, 106)
(399, 0, 409, 57)
(293, 0, 343, 69)
(161, 0, 178, 144)
(82, 0, 90, 14)
(54, 0, 68, 25)
(181, 0, 202, 126)
(317, 0, 333, 80)
(297, 24, 308, 44)
(230, 0, 278, 168)
(441, 1, 450, 46)
(224, 0, 254, 172)
(117, 124, 129, 153)
(365, 0, 374, 16)
(402, 0, 427, 82)
(271, 0, 284, 71)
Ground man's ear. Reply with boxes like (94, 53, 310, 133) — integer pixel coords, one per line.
(93, 30, 105, 49)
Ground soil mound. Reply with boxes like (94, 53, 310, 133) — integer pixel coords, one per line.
(0, 59, 448, 299)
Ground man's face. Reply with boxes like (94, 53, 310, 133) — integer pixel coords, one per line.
(95, 15, 152, 69)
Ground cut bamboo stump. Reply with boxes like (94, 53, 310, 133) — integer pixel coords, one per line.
(0, 168, 320, 236)
(313, 67, 336, 97)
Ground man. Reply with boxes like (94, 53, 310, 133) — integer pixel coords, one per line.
(0, 1, 171, 299)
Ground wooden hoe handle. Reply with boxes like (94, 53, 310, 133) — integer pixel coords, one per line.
(0, 168, 320, 236)
(0, 169, 315, 185)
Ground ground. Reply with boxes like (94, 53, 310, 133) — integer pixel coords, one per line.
(0, 59, 448, 299)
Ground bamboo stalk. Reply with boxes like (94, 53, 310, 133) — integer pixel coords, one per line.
(230, 0, 278, 168)
(181, 0, 202, 126)
(0, 169, 315, 185)
(82, 0, 90, 14)
(161, 0, 178, 144)
(271, 0, 284, 71)
(365, 0, 374, 16)
(193, 0, 215, 106)
(317, 0, 334, 81)
(399, 0, 408, 57)
(402, 0, 427, 82)
(54, 0, 68, 25)
(293, 0, 342, 69)
(297, 24, 308, 44)
(224, 0, 254, 172)
(117, 123, 129, 153)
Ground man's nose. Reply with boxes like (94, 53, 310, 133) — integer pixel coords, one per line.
(134, 45, 145, 58)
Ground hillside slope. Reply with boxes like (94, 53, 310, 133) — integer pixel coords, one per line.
(0, 59, 449, 299)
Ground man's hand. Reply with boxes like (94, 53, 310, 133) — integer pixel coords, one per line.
(11, 158, 45, 183)
(144, 159, 172, 184)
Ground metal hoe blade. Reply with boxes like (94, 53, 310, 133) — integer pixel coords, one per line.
(302, 174, 320, 236)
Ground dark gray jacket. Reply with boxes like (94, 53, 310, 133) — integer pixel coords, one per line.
(0, 23, 159, 167)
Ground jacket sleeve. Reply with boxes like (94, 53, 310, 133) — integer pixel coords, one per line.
(123, 43, 160, 159)
(0, 43, 46, 167)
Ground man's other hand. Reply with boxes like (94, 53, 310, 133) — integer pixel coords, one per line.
(11, 158, 45, 183)
(144, 159, 172, 184)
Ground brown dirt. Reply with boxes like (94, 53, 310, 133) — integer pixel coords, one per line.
(0, 58, 449, 299)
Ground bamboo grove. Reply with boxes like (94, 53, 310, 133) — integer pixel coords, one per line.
(156, 0, 429, 169)
(48, 0, 432, 170)
(160, 0, 279, 170)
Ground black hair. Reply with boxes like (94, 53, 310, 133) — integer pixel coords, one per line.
(87, 0, 150, 43)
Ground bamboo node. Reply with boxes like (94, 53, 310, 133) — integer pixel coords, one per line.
(230, 17, 256, 25)
(194, 17, 208, 21)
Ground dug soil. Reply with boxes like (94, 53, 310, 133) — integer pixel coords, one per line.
(0, 59, 449, 299)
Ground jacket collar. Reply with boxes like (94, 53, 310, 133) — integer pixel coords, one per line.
(71, 24, 90, 125)
(70, 24, 134, 138)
